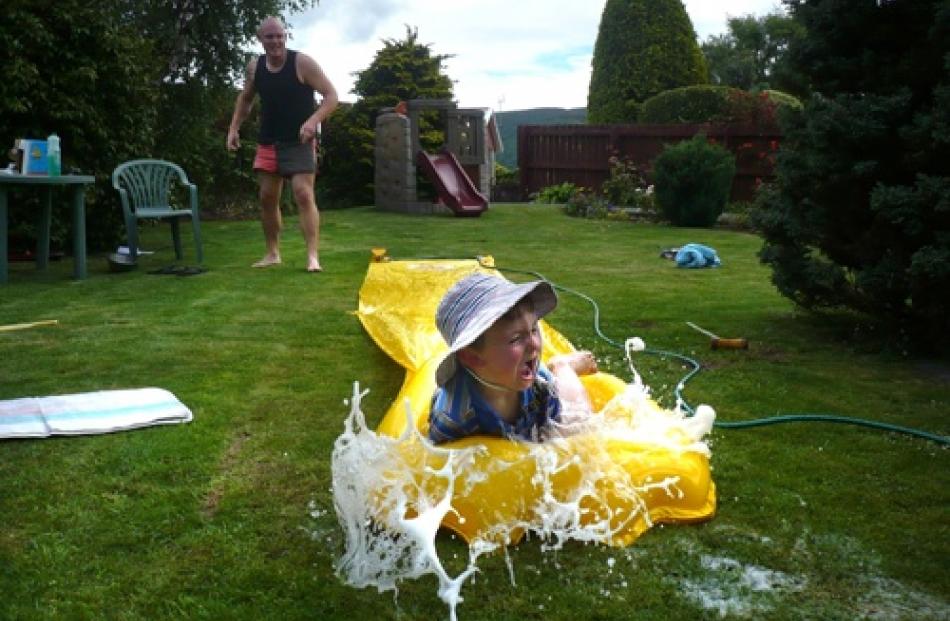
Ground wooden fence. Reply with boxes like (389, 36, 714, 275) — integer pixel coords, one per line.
(517, 124, 781, 203)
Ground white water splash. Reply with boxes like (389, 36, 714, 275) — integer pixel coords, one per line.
(331, 376, 715, 620)
(331, 386, 482, 620)
(680, 554, 805, 618)
(665, 529, 950, 620)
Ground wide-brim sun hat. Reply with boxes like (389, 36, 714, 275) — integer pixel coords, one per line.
(435, 272, 557, 386)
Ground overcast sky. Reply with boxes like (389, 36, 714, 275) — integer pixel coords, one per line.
(285, 0, 785, 111)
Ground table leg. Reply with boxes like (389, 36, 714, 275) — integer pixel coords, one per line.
(71, 185, 87, 279)
(0, 188, 7, 284)
(37, 187, 52, 270)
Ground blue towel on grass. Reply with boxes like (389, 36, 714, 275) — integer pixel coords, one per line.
(675, 243, 721, 268)
(0, 388, 192, 439)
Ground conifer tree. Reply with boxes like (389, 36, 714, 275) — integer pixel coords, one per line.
(320, 26, 453, 206)
(587, 0, 707, 123)
(753, 0, 950, 350)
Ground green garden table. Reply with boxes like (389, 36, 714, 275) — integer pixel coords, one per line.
(0, 173, 96, 284)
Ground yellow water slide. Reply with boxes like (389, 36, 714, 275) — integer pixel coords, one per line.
(355, 255, 716, 546)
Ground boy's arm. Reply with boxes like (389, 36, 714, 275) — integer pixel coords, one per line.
(428, 389, 461, 444)
(546, 352, 596, 419)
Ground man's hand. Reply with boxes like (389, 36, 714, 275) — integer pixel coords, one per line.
(227, 128, 241, 151)
(299, 120, 318, 144)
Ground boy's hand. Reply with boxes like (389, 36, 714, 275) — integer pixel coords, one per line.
(549, 351, 598, 376)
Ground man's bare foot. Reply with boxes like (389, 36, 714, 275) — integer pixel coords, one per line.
(252, 255, 281, 268)
(549, 351, 598, 376)
(306, 257, 322, 273)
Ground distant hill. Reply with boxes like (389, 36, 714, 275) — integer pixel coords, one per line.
(493, 107, 587, 170)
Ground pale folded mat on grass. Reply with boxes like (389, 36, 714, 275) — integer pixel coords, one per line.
(0, 388, 193, 439)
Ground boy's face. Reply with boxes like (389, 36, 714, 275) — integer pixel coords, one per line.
(462, 307, 542, 391)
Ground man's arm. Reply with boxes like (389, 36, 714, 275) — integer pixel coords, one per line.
(296, 53, 339, 144)
(227, 59, 258, 151)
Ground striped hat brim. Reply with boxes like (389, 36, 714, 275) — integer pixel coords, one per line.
(435, 273, 557, 386)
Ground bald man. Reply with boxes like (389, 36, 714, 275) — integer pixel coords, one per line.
(227, 17, 338, 272)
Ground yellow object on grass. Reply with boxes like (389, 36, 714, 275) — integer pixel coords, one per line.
(0, 319, 59, 333)
(355, 256, 716, 546)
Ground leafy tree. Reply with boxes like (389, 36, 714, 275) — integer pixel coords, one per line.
(1, 1, 317, 251)
(320, 26, 453, 207)
(351, 27, 453, 125)
(701, 12, 805, 93)
(117, 0, 318, 86)
(0, 2, 158, 251)
(154, 82, 260, 217)
(126, 0, 320, 218)
(752, 0, 950, 351)
(587, 0, 707, 124)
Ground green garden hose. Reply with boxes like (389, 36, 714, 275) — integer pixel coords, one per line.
(493, 261, 949, 447)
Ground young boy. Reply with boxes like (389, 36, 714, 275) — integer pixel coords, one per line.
(428, 272, 598, 444)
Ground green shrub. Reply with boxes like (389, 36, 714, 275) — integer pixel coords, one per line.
(716, 201, 756, 230)
(563, 188, 608, 218)
(640, 85, 740, 124)
(494, 163, 518, 184)
(552, 157, 656, 220)
(320, 104, 376, 207)
(639, 85, 800, 126)
(602, 155, 648, 206)
(491, 163, 521, 201)
(653, 134, 736, 227)
(533, 182, 578, 204)
(761, 89, 802, 112)
(1, 5, 158, 252)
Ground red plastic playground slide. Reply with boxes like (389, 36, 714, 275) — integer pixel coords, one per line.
(415, 149, 488, 216)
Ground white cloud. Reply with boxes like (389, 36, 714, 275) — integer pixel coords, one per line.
(294, 0, 408, 43)
(283, 0, 784, 111)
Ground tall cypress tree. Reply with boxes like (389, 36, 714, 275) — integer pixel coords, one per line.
(587, 0, 708, 124)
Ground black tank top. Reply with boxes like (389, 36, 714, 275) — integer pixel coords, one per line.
(256, 50, 315, 144)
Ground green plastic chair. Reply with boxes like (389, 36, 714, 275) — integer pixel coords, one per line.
(111, 159, 203, 263)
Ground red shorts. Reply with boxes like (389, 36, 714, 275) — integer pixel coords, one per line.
(253, 141, 318, 177)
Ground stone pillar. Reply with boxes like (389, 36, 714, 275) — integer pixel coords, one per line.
(374, 113, 416, 212)
(480, 152, 494, 198)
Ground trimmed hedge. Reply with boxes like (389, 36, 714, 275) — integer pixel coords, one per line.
(639, 85, 801, 126)
(761, 89, 803, 112)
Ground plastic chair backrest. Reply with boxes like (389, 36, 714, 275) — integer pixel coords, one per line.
(112, 160, 188, 212)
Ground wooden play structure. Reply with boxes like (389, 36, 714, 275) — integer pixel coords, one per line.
(374, 99, 497, 216)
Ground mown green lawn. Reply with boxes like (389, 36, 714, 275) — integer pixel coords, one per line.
(1, 204, 947, 620)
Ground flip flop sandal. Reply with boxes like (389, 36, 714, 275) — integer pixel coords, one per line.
(148, 265, 182, 275)
(176, 266, 206, 276)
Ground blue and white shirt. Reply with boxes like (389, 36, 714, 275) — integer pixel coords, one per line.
(427, 366, 562, 444)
